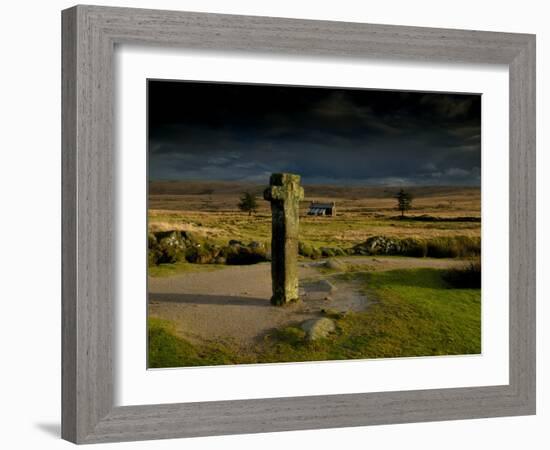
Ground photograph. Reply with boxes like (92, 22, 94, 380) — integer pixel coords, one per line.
(146, 80, 482, 368)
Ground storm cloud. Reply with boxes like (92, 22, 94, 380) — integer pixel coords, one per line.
(148, 80, 481, 186)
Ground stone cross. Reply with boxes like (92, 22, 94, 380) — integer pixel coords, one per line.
(264, 173, 304, 305)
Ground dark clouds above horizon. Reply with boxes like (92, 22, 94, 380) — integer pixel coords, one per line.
(148, 80, 481, 186)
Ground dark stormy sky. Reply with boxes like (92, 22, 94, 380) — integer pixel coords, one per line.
(148, 80, 481, 186)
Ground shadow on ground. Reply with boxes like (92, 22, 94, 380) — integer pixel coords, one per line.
(149, 293, 271, 307)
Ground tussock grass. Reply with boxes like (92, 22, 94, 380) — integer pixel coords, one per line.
(425, 236, 481, 258)
(443, 259, 482, 288)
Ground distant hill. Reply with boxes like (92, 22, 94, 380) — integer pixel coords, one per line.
(148, 180, 480, 199)
(149, 180, 263, 196)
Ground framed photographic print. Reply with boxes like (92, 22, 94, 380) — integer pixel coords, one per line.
(62, 5, 536, 444)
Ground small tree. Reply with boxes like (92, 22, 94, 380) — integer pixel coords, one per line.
(395, 188, 413, 217)
(238, 192, 258, 216)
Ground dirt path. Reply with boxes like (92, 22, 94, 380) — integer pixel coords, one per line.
(148, 257, 465, 348)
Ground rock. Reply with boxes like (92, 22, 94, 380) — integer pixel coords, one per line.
(148, 233, 157, 247)
(320, 246, 346, 257)
(317, 279, 336, 293)
(186, 244, 215, 264)
(301, 279, 337, 299)
(325, 258, 347, 271)
(353, 236, 402, 255)
(334, 247, 347, 256)
(147, 233, 162, 265)
(321, 309, 345, 319)
(248, 241, 264, 249)
(156, 231, 187, 263)
(181, 230, 198, 243)
(229, 239, 244, 246)
(301, 318, 336, 341)
(299, 241, 315, 258)
(320, 247, 336, 257)
(148, 248, 162, 266)
(222, 243, 268, 265)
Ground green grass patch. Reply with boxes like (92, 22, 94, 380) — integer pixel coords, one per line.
(148, 318, 241, 367)
(257, 268, 480, 362)
(148, 262, 227, 277)
(345, 268, 481, 356)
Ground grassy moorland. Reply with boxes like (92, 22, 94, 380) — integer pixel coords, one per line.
(148, 181, 480, 249)
(148, 267, 481, 368)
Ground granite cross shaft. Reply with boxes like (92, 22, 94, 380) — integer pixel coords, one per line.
(264, 173, 305, 306)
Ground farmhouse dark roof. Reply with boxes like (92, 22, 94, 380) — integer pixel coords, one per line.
(309, 202, 335, 209)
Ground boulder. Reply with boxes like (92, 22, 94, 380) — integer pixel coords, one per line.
(181, 230, 198, 243)
(301, 279, 337, 298)
(186, 245, 213, 264)
(156, 231, 187, 263)
(248, 241, 264, 249)
(317, 279, 337, 293)
(325, 258, 347, 271)
(301, 318, 336, 341)
(214, 256, 226, 265)
(353, 236, 401, 255)
(333, 247, 347, 256)
(298, 241, 322, 259)
(320, 247, 336, 257)
(222, 242, 268, 265)
(147, 233, 162, 265)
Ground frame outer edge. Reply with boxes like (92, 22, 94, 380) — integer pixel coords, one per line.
(63, 5, 116, 443)
(61, 5, 78, 443)
(509, 35, 536, 413)
(82, 4, 529, 64)
(61, 4, 537, 444)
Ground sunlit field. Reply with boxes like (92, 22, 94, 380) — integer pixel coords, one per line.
(148, 181, 480, 248)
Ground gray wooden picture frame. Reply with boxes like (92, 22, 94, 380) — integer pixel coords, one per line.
(61, 4, 536, 444)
